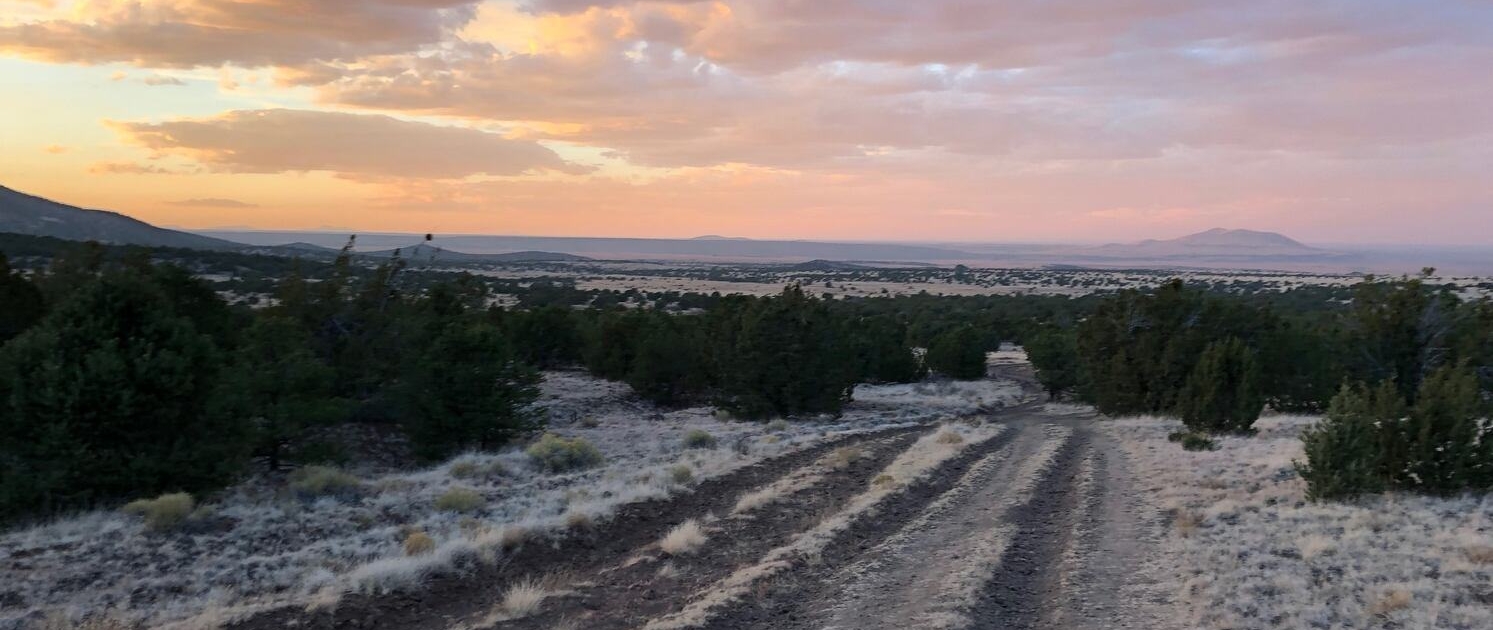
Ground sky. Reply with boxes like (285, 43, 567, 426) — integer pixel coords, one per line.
(2, 1, 1492, 244)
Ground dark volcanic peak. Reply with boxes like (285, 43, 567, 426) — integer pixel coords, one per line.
(0, 184, 237, 250)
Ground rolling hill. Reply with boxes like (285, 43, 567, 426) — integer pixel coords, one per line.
(0, 185, 238, 250)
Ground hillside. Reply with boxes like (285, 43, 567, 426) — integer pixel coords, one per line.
(0, 185, 238, 250)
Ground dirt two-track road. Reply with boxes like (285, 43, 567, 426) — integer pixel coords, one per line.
(233, 368, 1175, 630)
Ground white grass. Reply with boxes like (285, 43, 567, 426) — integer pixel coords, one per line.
(659, 519, 709, 556)
(0, 370, 1006, 628)
(1108, 413, 1493, 630)
(501, 578, 548, 618)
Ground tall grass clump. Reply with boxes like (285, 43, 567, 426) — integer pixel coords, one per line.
(121, 492, 195, 533)
(682, 429, 717, 449)
(526, 434, 604, 473)
(435, 487, 485, 513)
(288, 465, 362, 499)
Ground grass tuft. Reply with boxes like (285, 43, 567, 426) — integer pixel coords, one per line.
(660, 519, 708, 556)
(288, 466, 362, 499)
(121, 492, 195, 533)
(669, 464, 694, 485)
(434, 487, 485, 513)
(934, 430, 964, 445)
(526, 434, 605, 473)
(403, 531, 436, 556)
(502, 578, 548, 618)
(682, 429, 718, 449)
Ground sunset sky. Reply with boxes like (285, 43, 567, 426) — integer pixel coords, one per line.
(2, 1, 1492, 244)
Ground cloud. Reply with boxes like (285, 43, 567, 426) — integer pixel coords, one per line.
(88, 161, 182, 174)
(42, 144, 67, 154)
(107, 109, 589, 180)
(167, 197, 260, 208)
(0, 0, 481, 68)
(141, 74, 186, 86)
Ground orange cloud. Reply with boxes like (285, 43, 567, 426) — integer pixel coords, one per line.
(106, 109, 590, 180)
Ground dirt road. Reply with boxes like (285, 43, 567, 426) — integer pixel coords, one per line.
(232, 374, 1174, 630)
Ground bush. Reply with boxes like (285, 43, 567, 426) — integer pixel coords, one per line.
(526, 434, 604, 473)
(121, 492, 195, 533)
(1167, 431, 1218, 452)
(1297, 367, 1492, 501)
(403, 531, 436, 556)
(398, 322, 542, 462)
(926, 327, 987, 380)
(682, 429, 717, 450)
(668, 464, 694, 485)
(0, 271, 250, 520)
(288, 466, 362, 499)
(435, 487, 485, 513)
(450, 459, 507, 480)
(1176, 337, 1263, 434)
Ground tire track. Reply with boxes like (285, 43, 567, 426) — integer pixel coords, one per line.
(466, 429, 929, 630)
(820, 424, 1075, 630)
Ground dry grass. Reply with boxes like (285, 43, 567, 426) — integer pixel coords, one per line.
(1369, 588, 1412, 617)
(1173, 509, 1204, 537)
(822, 445, 865, 470)
(434, 487, 485, 513)
(501, 578, 549, 618)
(565, 510, 593, 530)
(288, 466, 361, 498)
(402, 531, 435, 556)
(1108, 414, 1493, 629)
(934, 430, 965, 445)
(660, 519, 708, 556)
(121, 493, 195, 533)
(668, 464, 694, 485)
(871, 474, 897, 488)
(1464, 545, 1493, 565)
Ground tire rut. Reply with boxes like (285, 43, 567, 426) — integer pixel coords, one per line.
(479, 429, 929, 630)
(966, 422, 1093, 629)
(227, 424, 927, 630)
(693, 415, 1035, 630)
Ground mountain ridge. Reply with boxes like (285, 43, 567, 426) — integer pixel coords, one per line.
(0, 185, 238, 250)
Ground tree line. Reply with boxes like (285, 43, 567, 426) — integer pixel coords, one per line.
(0, 241, 1007, 521)
(1027, 275, 1493, 499)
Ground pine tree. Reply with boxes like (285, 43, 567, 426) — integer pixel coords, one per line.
(1176, 337, 1264, 434)
(1025, 328, 1079, 399)
(0, 270, 248, 518)
(0, 253, 44, 344)
(926, 326, 987, 380)
(215, 317, 347, 470)
(398, 322, 541, 461)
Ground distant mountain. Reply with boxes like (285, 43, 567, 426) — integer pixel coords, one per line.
(360, 243, 590, 263)
(1077, 228, 1343, 261)
(691, 235, 751, 241)
(0, 185, 237, 250)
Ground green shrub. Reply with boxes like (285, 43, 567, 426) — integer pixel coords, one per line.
(435, 487, 485, 513)
(1167, 431, 1218, 452)
(668, 464, 694, 485)
(1297, 367, 1492, 501)
(121, 492, 195, 533)
(1176, 337, 1263, 434)
(288, 466, 362, 499)
(526, 434, 604, 473)
(682, 429, 717, 450)
(766, 419, 789, 432)
(925, 326, 987, 380)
